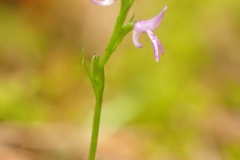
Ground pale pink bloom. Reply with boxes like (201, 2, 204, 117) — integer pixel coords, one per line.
(91, 0, 116, 6)
(133, 6, 167, 62)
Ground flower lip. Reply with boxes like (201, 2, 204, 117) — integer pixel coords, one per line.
(132, 6, 167, 62)
(91, 0, 116, 6)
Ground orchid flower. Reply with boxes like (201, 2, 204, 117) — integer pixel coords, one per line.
(133, 6, 167, 62)
(91, 0, 116, 6)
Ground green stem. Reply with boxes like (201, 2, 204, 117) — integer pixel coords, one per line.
(87, 1, 135, 159)
(101, 0, 134, 66)
(88, 67, 105, 160)
(88, 92, 103, 160)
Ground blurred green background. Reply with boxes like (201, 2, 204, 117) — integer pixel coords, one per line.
(0, 0, 240, 159)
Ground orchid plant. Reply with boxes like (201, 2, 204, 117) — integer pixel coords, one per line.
(83, 0, 167, 159)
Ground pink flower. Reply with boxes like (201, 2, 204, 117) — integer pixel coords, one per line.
(133, 6, 167, 62)
(91, 0, 116, 6)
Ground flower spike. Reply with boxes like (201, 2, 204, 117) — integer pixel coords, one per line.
(133, 6, 167, 62)
(91, 0, 116, 6)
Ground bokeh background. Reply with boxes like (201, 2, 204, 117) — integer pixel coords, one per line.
(0, 0, 240, 159)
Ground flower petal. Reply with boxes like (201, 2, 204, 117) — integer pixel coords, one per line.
(91, 0, 116, 6)
(133, 30, 143, 48)
(134, 6, 167, 33)
(146, 30, 162, 62)
(155, 36, 164, 55)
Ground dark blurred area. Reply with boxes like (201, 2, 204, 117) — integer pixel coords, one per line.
(0, 0, 240, 160)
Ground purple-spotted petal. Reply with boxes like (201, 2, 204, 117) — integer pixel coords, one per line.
(133, 30, 143, 48)
(91, 0, 116, 6)
(155, 36, 164, 55)
(132, 6, 167, 61)
(146, 30, 162, 62)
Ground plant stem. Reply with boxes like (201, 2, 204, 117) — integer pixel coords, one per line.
(88, 67, 105, 160)
(87, 1, 134, 159)
(101, 0, 134, 66)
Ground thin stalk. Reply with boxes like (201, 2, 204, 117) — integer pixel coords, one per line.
(87, 1, 135, 159)
(88, 92, 103, 160)
(88, 67, 105, 160)
(101, 0, 134, 66)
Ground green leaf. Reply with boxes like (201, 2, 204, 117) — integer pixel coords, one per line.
(91, 54, 101, 81)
